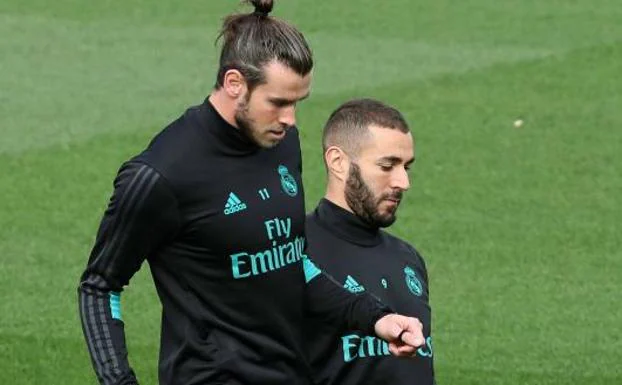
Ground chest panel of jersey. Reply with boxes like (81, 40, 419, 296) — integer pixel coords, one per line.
(312, 239, 431, 333)
(167, 157, 305, 285)
(305, 218, 435, 385)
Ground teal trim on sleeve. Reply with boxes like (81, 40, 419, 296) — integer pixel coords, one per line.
(110, 292, 122, 321)
(303, 258, 321, 283)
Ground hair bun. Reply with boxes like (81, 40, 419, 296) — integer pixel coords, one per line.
(250, 0, 274, 16)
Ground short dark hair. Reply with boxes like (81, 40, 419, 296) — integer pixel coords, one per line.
(322, 98, 410, 156)
(215, 0, 313, 91)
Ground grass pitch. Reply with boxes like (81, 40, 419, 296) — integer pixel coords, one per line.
(1, 1, 620, 384)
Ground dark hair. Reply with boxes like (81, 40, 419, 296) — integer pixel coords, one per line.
(322, 99, 410, 156)
(215, 0, 313, 91)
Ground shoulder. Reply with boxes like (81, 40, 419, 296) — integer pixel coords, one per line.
(304, 203, 335, 237)
(304, 207, 324, 239)
(381, 231, 428, 270)
(131, 105, 216, 186)
(106, 160, 179, 221)
(303, 206, 338, 263)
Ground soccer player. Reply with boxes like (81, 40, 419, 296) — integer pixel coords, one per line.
(305, 99, 435, 385)
(77, 2, 425, 384)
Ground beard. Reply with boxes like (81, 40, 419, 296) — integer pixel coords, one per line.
(234, 95, 285, 149)
(234, 96, 263, 147)
(345, 162, 403, 228)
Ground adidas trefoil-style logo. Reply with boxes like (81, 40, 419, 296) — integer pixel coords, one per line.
(343, 275, 365, 293)
(223, 192, 247, 216)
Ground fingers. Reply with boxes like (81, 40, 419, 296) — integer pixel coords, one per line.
(388, 341, 416, 357)
(374, 314, 426, 354)
(400, 330, 425, 348)
(393, 316, 424, 346)
(387, 316, 425, 357)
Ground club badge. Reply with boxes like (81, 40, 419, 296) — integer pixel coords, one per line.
(278, 165, 298, 197)
(404, 266, 423, 296)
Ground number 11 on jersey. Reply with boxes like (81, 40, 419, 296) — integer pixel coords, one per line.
(258, 188, 270, 200)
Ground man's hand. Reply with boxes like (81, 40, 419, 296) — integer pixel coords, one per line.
(374, 314, 425, 357)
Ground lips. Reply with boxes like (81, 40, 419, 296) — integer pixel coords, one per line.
(268, 130, 286, 138)
(385, 194, 402, 203)
(383, 194, 402, 208)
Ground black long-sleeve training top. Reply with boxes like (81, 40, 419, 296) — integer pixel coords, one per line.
(78, 99, 390, 385)
(305, 199, 435, 385)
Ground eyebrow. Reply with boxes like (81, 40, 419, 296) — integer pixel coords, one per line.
(269, 92, 311, 106)
(378, 156, 416, 165)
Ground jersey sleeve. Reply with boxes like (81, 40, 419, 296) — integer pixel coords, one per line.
(303, 257, 393, 336)
(77, 161, 181, 385)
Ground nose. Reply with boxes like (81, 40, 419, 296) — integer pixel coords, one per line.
(278, 105, 296, 128)
(391, 167, 410, 191)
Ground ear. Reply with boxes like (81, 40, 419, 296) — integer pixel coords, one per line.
(222, 69, 247, 99)
(325, 146, 350, 182)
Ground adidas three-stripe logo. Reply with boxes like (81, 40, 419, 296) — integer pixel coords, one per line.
(343, 275, 365, 293)
(224, 192, 247, 215)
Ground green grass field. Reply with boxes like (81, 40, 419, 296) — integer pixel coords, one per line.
(1, 1, 621, 384)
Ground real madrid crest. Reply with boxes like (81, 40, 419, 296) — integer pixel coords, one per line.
(278, 165, 298, 197)
(404, 266, 423, 296)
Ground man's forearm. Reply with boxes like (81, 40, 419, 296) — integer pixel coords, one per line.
(78, 273, 138, 385)
(305, 270, 392, 335)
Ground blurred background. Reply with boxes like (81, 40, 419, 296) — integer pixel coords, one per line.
(1, 1, 620, 384)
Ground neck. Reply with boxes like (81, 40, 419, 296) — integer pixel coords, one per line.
(315, 197, 382, 247)
(208, 90, 239, 128)
(324, 183, 353, 213)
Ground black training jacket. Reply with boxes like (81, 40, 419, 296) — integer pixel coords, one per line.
(78, 100, 390, 385)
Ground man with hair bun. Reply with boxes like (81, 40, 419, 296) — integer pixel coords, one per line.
(78, 2, 425, 384)
(305, 99, 435, 384)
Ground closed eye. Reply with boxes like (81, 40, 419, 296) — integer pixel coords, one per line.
(270, 99, 294, 108)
